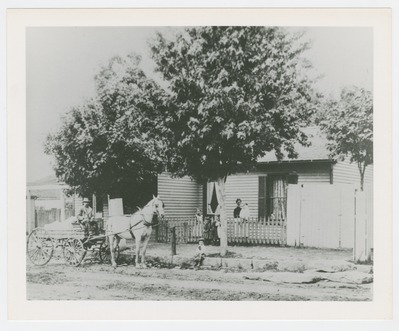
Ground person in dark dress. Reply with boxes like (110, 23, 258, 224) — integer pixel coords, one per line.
(203, 217, 212, 245)
(233, 198, 242, 218)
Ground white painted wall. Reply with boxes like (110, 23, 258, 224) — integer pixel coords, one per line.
(287, 183, 373, 252)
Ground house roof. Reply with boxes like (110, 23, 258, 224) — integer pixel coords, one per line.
(27, 175, 60, 187)
(257, 127, 332, 163)
(29, 189, 61, 200)
(27, 175, 65, 199)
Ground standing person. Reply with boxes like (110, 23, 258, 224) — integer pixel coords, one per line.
(203, 217, 213, 245)
(233, 198, 243, 239)
(213, 216, 221, 245)
(193, 208, 203, 239)
(240, 203, 251, 221)
(78, 198, 94, 236)
(240, 203, 251, 239)
(233, 198, 242, 218)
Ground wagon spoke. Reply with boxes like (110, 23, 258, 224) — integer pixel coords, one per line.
(30, 233, 38, 243)
(42, 248, 51, 258)
(38, 249, 46, 262)
(30, 248, 40, 262)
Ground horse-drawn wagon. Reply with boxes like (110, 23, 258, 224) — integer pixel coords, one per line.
(26, 195, 165, 268)
(26, 221, 120, 267)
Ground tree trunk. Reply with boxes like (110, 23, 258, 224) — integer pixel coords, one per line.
(358, 162, 366, 191)
(216, 177, 228, 256)
(360, 164, 366, 191)
(358, 162, 365, 191)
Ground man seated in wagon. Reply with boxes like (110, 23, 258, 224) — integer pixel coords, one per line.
(77, 198, 97, 236)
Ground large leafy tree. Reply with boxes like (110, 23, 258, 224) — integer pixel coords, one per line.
(151, 27, 317, 255)
(320, 86, 373, 191)
(45, 55, 166, 209)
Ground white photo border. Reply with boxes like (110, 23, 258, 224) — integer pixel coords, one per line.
(2, 2, 397, 329)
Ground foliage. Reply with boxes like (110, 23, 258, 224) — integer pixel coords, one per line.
(151, 26, 318, 255)
(320, 86, 373, 190)
(45, 54, 166, 203)
(151, 27, 317, 182)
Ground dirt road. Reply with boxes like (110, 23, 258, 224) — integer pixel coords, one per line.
(27, 258, 372, 301)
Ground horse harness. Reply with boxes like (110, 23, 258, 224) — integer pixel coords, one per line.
(111, 200, 161, 238)
(113, 212, 159, 239)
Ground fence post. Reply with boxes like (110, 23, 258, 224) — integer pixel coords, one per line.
(155, 219, 159, 242)
(171, 226, 177, 255)
(353, 189, 357, 262)
(183, 222, 188, 244)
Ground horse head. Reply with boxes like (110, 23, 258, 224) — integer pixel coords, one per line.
(152, 195, 165, 220)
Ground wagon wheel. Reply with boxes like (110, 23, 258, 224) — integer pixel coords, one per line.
(62, 238, 87, 266)
(99, 241, 120, 264)
(27, 228, 54, 266)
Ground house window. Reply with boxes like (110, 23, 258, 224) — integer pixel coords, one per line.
(258, 176, 267, 220)
(259, 175, 289, 220)
(267, 175, 288, 220)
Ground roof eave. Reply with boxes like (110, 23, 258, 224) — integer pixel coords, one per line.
(257, 159, 335, 165)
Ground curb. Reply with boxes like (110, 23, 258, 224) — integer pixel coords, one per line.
(119, 251, 366, 273)
(117, 251, 270, 271)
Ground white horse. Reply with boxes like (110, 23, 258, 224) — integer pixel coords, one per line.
(106, 195, 165, 268)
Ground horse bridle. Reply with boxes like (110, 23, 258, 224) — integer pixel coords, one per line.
(128, 199, 163, 230)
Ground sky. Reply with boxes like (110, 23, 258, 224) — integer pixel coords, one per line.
(26, 27, 373, 183)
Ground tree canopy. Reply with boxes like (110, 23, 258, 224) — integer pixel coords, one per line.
(151, 27, 318, 254)
(320, 86, 373, 190)
(151, 27, 317, 182)
(45, 54, 166, 206)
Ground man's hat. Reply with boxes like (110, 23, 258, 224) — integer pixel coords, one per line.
(198, 238, 204, 242)
(83, 198, 90, 203)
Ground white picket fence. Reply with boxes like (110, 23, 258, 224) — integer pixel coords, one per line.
(156, 216, 286, 245)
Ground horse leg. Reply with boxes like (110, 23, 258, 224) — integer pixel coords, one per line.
(109, 235, 117, 268)
(140, 234, 151, 268)
(135, 235, 141, 268)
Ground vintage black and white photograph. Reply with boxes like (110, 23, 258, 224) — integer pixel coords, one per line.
(25, 25, 374, 302)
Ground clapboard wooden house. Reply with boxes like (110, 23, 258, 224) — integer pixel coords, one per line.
(158, 127, 373, 221)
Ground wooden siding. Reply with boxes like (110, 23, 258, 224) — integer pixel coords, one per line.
(158, 173, 203, 218)
(257, 162, 332, 184)
(333, 160, 373, 186)
(297, 168, 330, 183)
(103, 196, 109, 219)
(224, 174, 259, 219)
(158, 164, 331, 220)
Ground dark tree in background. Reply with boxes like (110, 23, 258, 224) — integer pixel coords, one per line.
(320, 86, 373, 191)
(151, 27, 317, 255)
(45, 55, 166, 209)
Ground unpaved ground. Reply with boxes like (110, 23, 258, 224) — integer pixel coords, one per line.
(27, 246, 372, 301)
